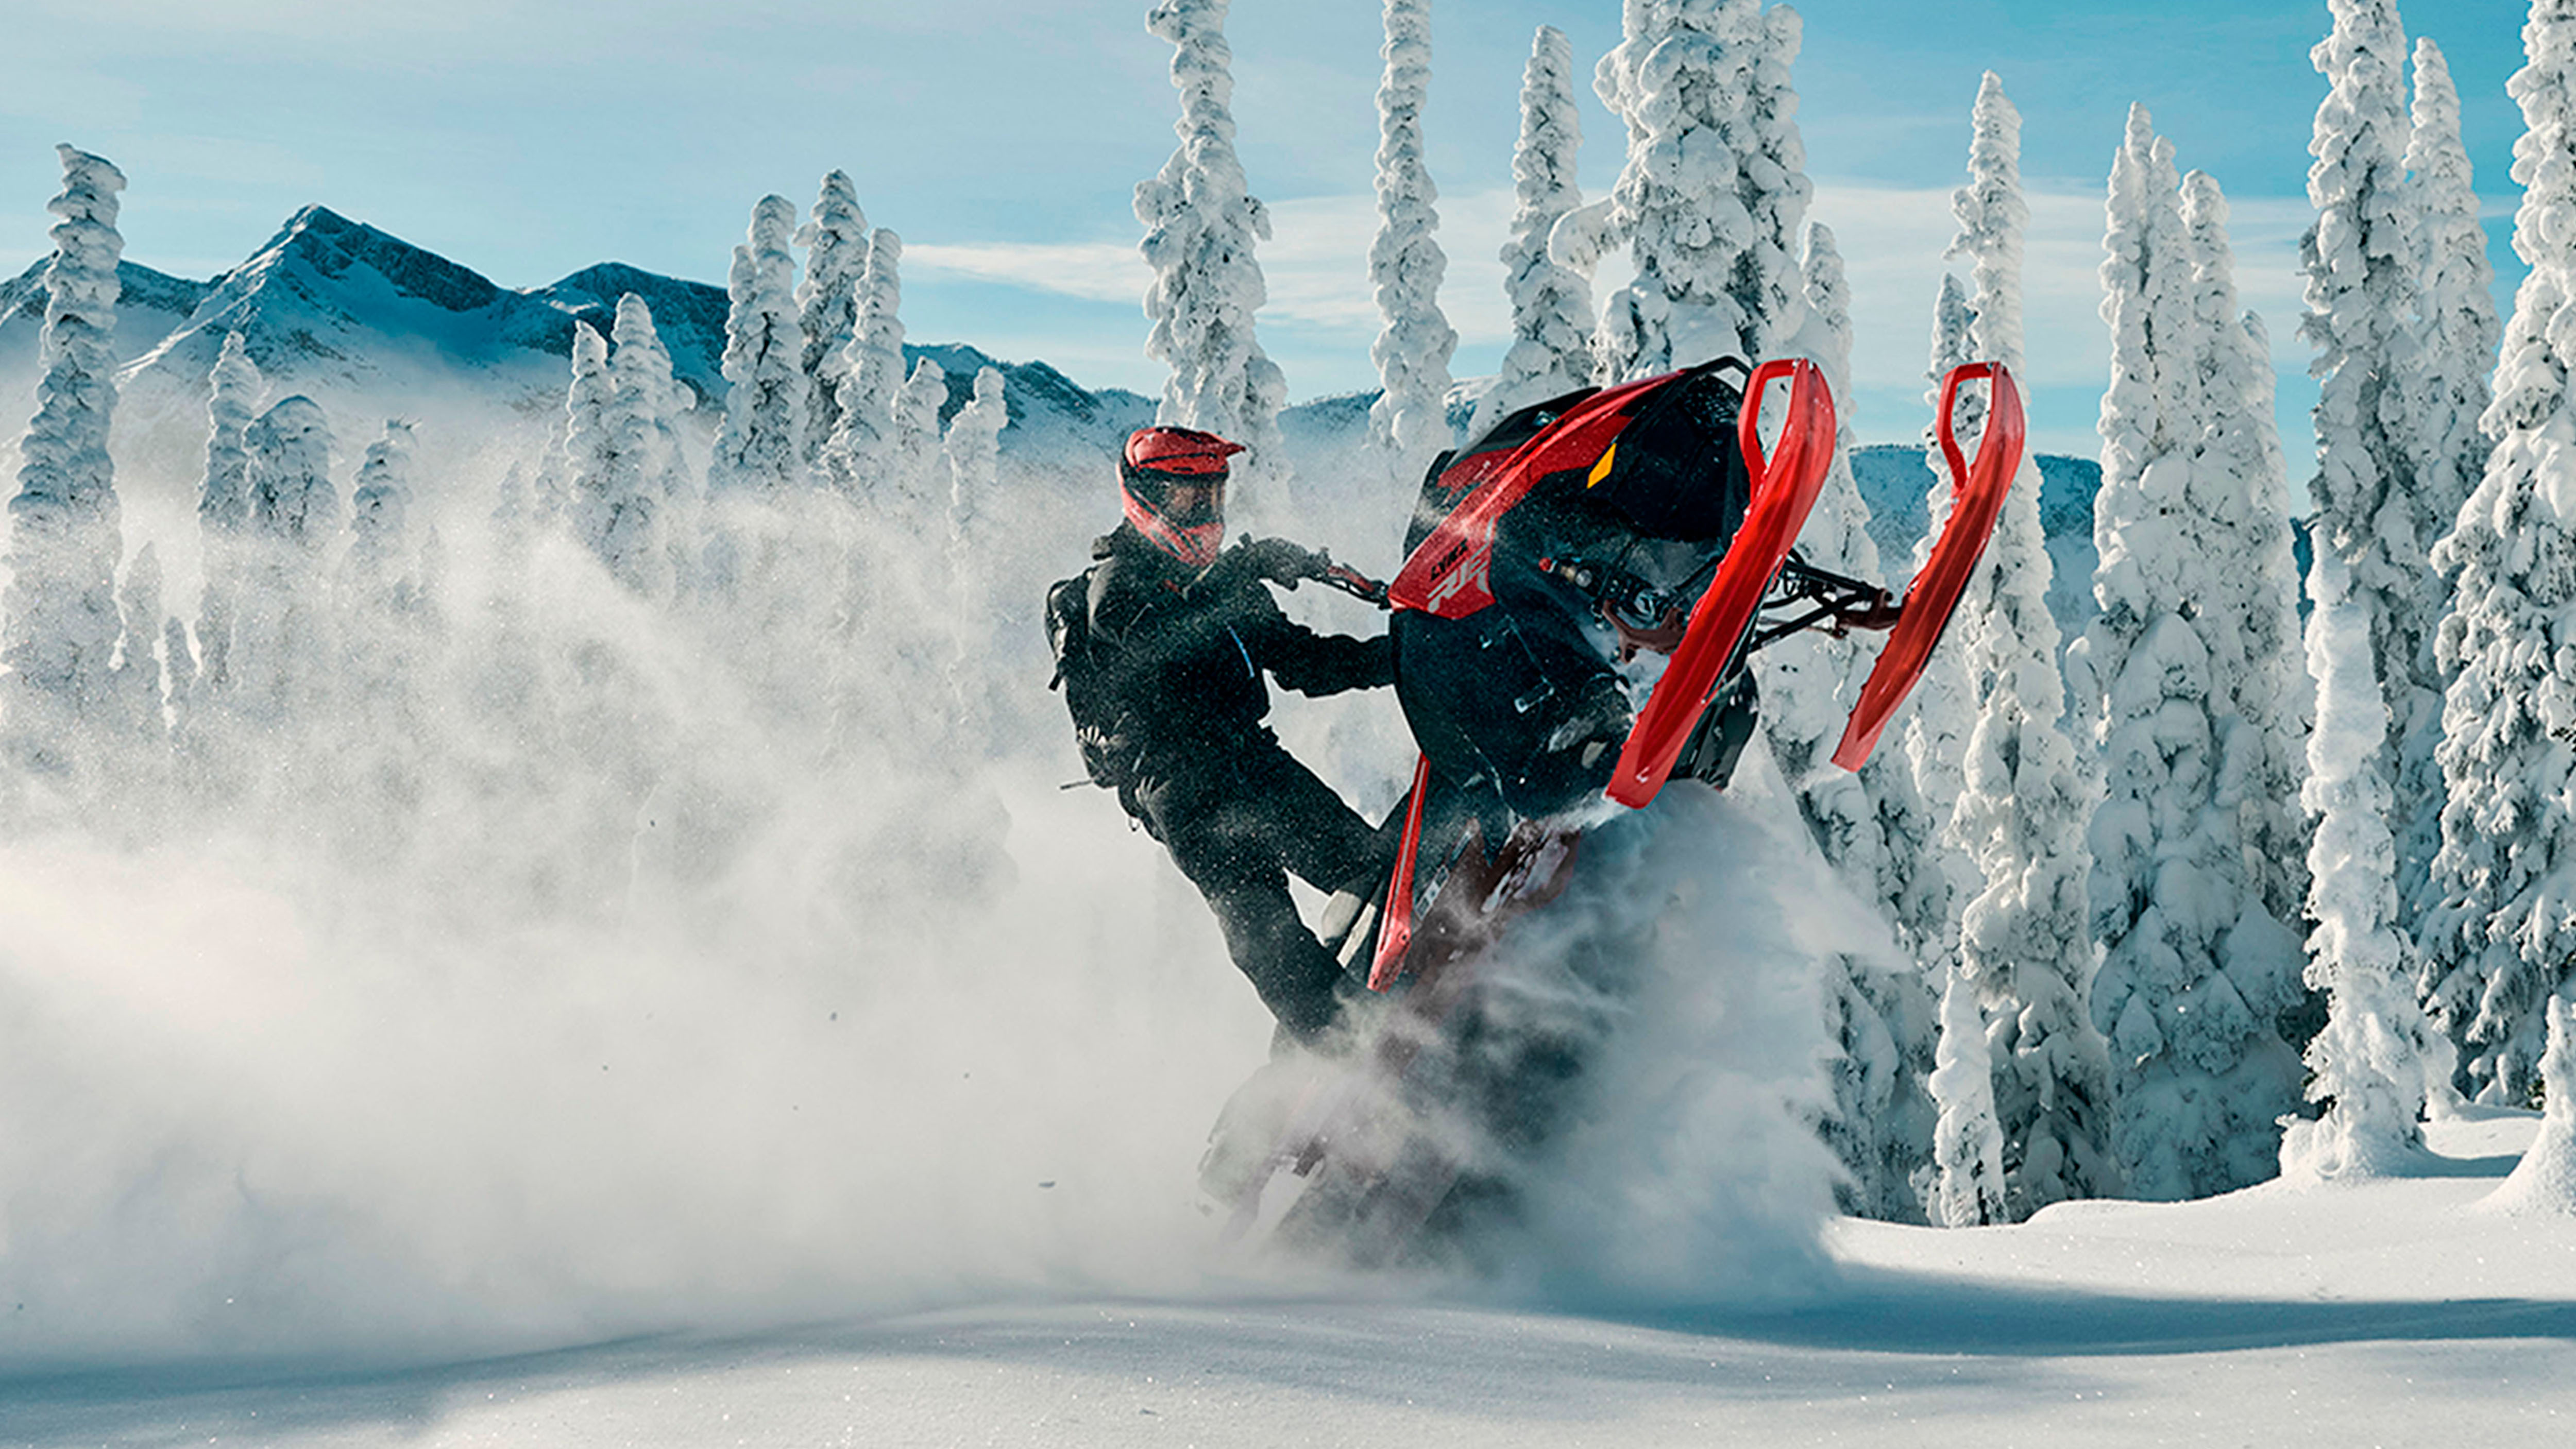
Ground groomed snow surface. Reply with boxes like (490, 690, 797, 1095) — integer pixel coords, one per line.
(5, 1112, 2569, 1444)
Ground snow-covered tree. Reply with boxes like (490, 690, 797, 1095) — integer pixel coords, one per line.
(341, 419, 420, 614)
(1367, 0, 1457, 478)
(2282, 548, 2444, 1180)
(1589, 0, 1759, 380)
(1940, 74, 2116, 1217)
(707, 194, 808, 498)
(2079, 111, 2307, 1199)
(107, 542, 163, 743)
(884, 354, 948, 523)
(1471, 26, 1595, 437)
(796, 169, 869, 460)
(609, 294, 687, 599)
(2409, 37, 2502, 609)
(1927, 962, 2008, 1226)
(945, 364, 1006, 542)
(1737, 2, 1814, 361)
(2482, 996, 2576, 1213)
(1894, 271, 1981, 967)
(3, 146, 128, 771)
(231, 396, 337, 724)
(1773, 223, 1938, 1221)
(824, 228, 908, 496)
(194, 331, 263, 703)
(2426, 0, 2576, 1101)
(564, 320, 620, 548)
(1137, 0, 1292, 502)
(2305, 0, 2448, 928)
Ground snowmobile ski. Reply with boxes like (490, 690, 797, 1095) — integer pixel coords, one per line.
(1606, 358, 1837, 808)
(1828, 361, 2025, 770)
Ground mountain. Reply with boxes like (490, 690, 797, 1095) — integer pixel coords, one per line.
(0, 205, 1161, 510)
(1852, 442, 2102, 648)
(0, 257, 213, 377)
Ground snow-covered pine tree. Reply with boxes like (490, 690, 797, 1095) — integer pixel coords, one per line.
(1367, 0, 1458, 481)
(1736, 2, 1814, 361)
(2184, 213, 2314, 935)
(824, 227, 908, 496)
(232, 395, 337, 724)
(2282, 548, 2443, 1179)
(2305, 0, 2448, 933)
(1470, 26, 1595, 437)
(1928, 960, 2008, 1226)
(2481, 995, 2576, 1213)
(796, 169, 869, 462)
(2080, 109, 2307, 1199)
(1757, 221, 1935, 1219)
(706, 194, 808, 498)
(1939, 73, 2116, 1217)
(108, 542, 163, 744)
(2426, 0, 2576, 1102)
(888, 356, 948, 521)
(2408, 37, 2502, 640)
(945, 364, 1006, 546)
(609, 294, 686, 600)
(2, 146, 128, 774)
(1137, 0, 1292, 502)
(1895, 271, 1981, 968)
(340, 419, 420, 618)
(564, 319, 621, 554)
(194, 331, 263, 704)
(1589, 0, 1759, 379)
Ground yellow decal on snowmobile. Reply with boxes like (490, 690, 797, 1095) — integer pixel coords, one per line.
(1586, 444, 1617, 488)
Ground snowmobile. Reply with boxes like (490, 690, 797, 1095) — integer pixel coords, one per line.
(1206, 354, 2027, 1262)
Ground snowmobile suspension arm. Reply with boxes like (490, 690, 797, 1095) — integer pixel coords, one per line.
(1747, 556, 1901, 651)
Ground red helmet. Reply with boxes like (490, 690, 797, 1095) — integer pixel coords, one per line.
(1120, 426, 1244, 567)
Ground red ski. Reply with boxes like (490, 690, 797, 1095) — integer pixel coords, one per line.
(1606, 358, 1838, 808)
(1829, 361, 2026, 770)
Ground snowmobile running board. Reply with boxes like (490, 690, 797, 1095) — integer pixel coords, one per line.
(1607, 358, 1838, 808)
(1829, 361, 2025, 770)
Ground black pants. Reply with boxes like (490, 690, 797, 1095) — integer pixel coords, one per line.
(1129, 734, 1383, 1041)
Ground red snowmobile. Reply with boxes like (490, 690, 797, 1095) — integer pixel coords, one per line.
(1206, 355, 2027, 1261)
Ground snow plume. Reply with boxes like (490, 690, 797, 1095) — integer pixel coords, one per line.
(2077, 112, 2306, 1201)
(1499, 779, 1845, 1303)
(2, 145, 127, 784)
(1470, 25, 1595, 437)
(0, 408, 1279, 1368)
(2425, 0, 2576, 1104)
(1937, 76, 2115, 1215)
(707, 194, 808, 500)
(1137, 0, 1292, 511)
(2282, 548, 2441, 1182)
(795, 169, 870, 461)
(2305, 0, 2449, 935)
(1367, 0, 1456, 480)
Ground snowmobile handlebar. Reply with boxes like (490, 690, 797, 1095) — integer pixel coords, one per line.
(1227, 534, 1390, 607)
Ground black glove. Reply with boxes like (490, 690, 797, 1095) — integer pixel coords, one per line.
(1234, 535, 1328, 588)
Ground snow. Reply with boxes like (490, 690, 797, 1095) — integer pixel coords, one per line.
(6, 1111, 2568, 1445)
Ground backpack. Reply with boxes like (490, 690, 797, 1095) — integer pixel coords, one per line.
(1045, 570, 1132, 790)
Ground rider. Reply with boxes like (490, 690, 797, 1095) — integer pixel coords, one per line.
(1053, 426, 1392, 1045)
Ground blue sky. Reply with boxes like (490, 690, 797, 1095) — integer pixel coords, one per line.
(0, 0, 2534, 454)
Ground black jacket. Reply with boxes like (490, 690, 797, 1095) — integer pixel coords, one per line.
(1081, 525, 1391, 766)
